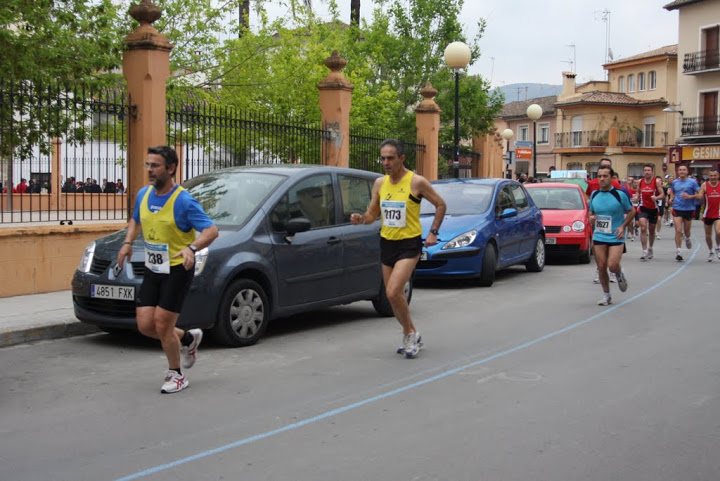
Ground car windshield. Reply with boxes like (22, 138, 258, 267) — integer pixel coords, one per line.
(420, 184, 492, 215)
(184, 172, 285, 226)
(528, 187, 584, 210)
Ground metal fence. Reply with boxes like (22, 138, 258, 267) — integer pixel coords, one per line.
(0, 80, 132, 224)
(438, 145, 478, 179)
(1, 82, 428, 225)
(166, 101, 330, 180)
(349, 128, 422, 174)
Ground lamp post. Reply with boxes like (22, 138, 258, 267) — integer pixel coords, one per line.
(526, 103, 542, 180)
(444, 41, 471, 179)
(502, 128, 514, 179)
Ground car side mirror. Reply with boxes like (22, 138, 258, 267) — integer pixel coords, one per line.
(499, 208, 518, 219)
(286, 217, 312, 235)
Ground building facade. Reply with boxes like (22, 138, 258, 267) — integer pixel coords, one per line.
(495, 95, 557, 180)
(664, 0, 720, 176)
(553, 45, 679, 180)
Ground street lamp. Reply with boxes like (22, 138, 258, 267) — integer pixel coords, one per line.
(526, 103, 542, 180)
(444, 41, 471, 178)
(502, 128, 514, 179)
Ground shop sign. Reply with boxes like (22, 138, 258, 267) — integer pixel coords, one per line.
(682, 145, 720, 161)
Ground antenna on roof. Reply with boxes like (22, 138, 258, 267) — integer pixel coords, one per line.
(565, 44, 576, 73)
(594, 9, 611, 79)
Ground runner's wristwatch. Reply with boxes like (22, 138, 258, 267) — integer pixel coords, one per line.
(188, 244, 198, 253)
(430, 229, 439, 235)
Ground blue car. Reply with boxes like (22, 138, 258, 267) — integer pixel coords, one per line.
(415, 178, 545, 286)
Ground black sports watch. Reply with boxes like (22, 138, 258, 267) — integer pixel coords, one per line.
(188, 244, 198, 253)
(429, 228, 440, 235)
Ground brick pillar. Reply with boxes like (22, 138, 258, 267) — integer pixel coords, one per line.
(317, 51, 353, 167)
(51, 138, 62, 209)
(122, 0, 173, 214)
(415, 83, 441, 181)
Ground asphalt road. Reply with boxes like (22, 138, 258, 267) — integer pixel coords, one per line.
(2, 234, 719, 481)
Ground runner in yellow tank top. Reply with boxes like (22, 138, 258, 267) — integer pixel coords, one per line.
(351, 139, 446, 358)
(117, 146, 219, 393)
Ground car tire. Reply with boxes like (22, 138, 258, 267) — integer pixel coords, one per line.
(478, 243, 497, 287)
(211, 279, 269, 347)
(578, 245, 591, 264)
(525, 235, 546, 272)
(372, 277, 413, 317)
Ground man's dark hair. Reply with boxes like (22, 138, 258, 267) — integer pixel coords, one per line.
(644, 163, 655, 170)
(598, 157, 612, 167)
(597, 165, 615, 177)
(380, 138, 405, 156)
(148, 145, 179, 169)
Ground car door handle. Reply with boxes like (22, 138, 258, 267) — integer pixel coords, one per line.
(327, 237, 341, 245)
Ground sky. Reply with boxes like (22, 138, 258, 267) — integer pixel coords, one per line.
(255, 0, 679, 88)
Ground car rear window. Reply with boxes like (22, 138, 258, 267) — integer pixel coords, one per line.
(527, 187, 584, 210)
(421, 184, 492, 215)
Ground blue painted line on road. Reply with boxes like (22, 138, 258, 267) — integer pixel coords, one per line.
(115, 243, 699, 481)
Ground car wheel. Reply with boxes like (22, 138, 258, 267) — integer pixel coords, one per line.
(478, 243, 497, 287)
(211, 279, 269, 347)
(525, 235, 546, 272)
(579, 245, 591, 264)
(372, 277, 413, 317)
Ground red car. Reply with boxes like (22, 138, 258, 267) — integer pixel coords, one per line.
(525, 182, 592, 264)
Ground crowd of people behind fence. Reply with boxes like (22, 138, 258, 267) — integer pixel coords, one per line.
(1, 177, 125, 194)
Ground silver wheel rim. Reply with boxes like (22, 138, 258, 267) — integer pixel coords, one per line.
(229, 288, 265, 339)
(536, 238, 545, 267)
(403, 280, 411, 301)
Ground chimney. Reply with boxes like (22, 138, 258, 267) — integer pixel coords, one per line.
(560, 71, 577, 100)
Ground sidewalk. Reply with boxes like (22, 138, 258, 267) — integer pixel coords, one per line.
(0, 290, 98, 347)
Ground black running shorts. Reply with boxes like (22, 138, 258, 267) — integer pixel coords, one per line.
(380, 236, 423, 267)
(704, 217, 720, 226)
(138, 264, 195, 313)
(672, 209, 695, 221)
(637, 206, 659, 224)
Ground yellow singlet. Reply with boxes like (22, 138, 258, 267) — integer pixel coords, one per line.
(140, 186, 196, 269)
(379, 171, 422, 241)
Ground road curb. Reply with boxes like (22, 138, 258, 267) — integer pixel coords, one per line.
(0, 321, 99, 348)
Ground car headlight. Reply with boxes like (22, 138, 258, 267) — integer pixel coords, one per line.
(194, 247, 209, 275)
(441, 230, 477, 250)
(563, 225, 571, 232)
(572, 221, 585, 232)
(77, 242, 96, 273)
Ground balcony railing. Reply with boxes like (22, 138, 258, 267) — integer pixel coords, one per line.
(554, 129, 668, 149)
(683, 50, 720, 73)
(681, 116, 720, 137)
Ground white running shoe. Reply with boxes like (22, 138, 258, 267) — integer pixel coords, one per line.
(656, 233, 661, 240)
(161, 370, 188, 394)
(640, 250, 648, 261)
(685, 236, 692, 249)
(609, 272, 617, 283)
(593, 269, 600, 284)
(180, 329, 203, 369)
(617, 271, 628, 292)
(647, 248, 654, 259)
(404, 332, 423, 358)
(597, 293, 612, 306)
(397, 333, 413, 354)
(716, 247, 720, 260)
(708, 252, 714, 262)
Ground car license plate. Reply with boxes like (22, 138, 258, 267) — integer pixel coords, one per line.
(91, 284, 135, 300)
(545, 237, 557, 245)
(420, 251, 428, 261)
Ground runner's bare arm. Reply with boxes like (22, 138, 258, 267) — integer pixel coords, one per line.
(350, 177, 382, 225)
(413, 175, 446, 246)
(117, 218, 141, 268)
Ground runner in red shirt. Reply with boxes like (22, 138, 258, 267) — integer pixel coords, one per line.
(687, 168, 720, 262)
(635, 164, 665, 260)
